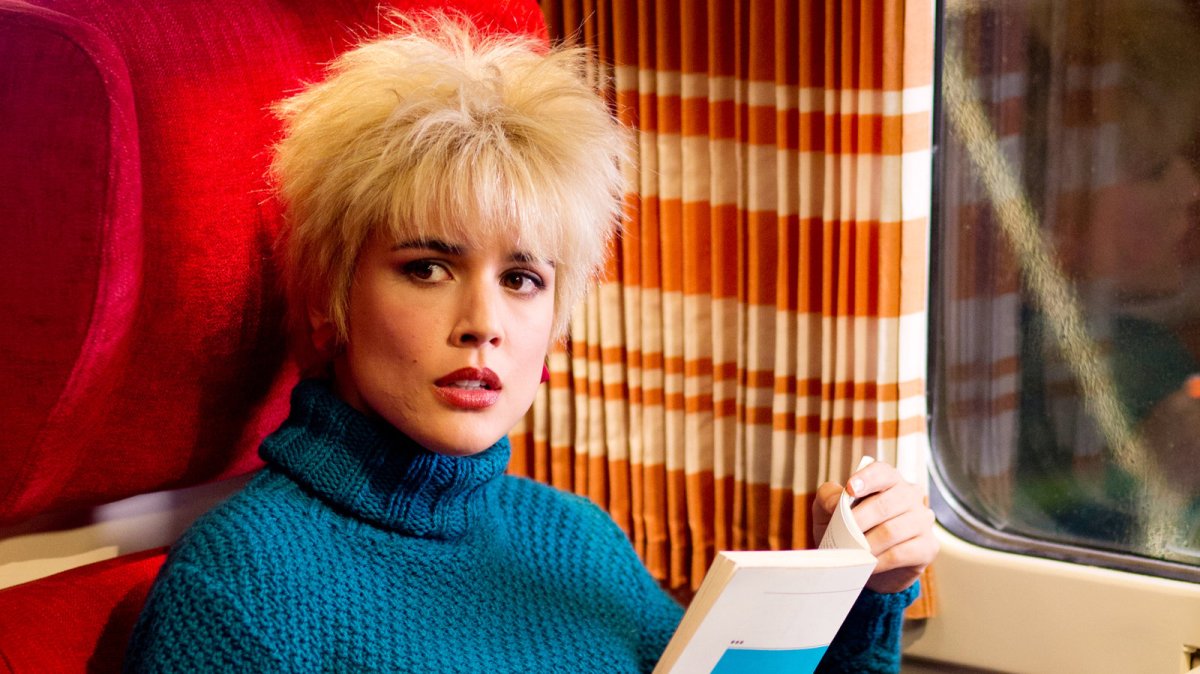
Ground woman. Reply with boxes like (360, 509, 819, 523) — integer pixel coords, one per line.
(126, 14, 937, 672)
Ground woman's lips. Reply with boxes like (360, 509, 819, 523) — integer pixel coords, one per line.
(434, 368, 501, 410)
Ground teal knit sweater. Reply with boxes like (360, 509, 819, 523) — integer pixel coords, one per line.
(126, 380, 915, 672)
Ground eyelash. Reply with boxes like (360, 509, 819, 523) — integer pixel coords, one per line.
(400, 260, 448, 282)
(502, 271, 546, 294)
(399, 260, 546, 295)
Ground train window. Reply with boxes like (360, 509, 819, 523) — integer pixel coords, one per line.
(931, 0, 1200, 576)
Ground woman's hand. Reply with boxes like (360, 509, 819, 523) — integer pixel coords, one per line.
(811, 460, 939, 594)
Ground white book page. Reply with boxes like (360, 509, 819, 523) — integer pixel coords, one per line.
(654, 455, 881, 674)
(817, 456, 875, 552)
(658, 550, 876, 673)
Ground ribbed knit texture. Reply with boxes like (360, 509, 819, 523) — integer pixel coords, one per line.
(126, 380, 914, 673)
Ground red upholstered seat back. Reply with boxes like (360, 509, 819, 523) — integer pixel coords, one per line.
(0, 1, 545, 671)
(0, 0, 546, 526)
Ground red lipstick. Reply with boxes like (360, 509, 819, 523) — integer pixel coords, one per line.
(434, 367, 501, 410)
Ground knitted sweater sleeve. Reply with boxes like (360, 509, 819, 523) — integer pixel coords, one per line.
(635, 569, 686, 670)
(125, 562, 288, 673)
(815, 582, 919, 674)
(579, 498, 685, 671)
(568, 491, 686, 666)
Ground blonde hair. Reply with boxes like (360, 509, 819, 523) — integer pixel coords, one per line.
(271, 13, 628, 360)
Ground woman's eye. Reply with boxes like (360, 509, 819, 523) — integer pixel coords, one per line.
(502, 271, 545, 294)
(401, 260, 449, 282)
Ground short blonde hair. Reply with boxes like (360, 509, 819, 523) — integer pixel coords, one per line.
(271, 13, 628, 358)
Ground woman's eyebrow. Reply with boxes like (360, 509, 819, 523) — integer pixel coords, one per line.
(391, 238, 463, 255)
(509, 251, 554, 266)
(391, 239, 554, 267)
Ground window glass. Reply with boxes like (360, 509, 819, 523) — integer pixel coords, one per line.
(933, 0, 1200, 567)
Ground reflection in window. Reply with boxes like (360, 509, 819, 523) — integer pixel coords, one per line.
(934, 0, 1200, 566)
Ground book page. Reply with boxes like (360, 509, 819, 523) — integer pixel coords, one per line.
(655, 550, 877, 674)
(817, 456, 875, 551)
(654, 455, 880, 674)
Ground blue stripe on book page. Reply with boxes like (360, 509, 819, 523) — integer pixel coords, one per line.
(711, 646, 829, 674)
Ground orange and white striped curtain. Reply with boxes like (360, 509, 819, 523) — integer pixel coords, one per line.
(510, 0, 935, 615)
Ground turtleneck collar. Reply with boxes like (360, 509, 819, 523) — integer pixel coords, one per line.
(259, 379, 511, 539)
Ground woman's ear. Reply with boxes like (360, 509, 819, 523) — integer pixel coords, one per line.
(308, 308, 338, 357)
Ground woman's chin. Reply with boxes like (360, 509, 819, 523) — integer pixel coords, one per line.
(427, 444, 494, 458)
(408, 428, 505, 457)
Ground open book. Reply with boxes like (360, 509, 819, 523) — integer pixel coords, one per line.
(653, 457, 877, 674)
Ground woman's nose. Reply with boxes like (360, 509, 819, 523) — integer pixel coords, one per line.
(450, 282, 503, 348)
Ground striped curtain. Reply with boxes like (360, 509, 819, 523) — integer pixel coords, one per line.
(510, 0, 935, 616)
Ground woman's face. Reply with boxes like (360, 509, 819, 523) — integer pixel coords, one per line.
(1089, 155, 1200, 298)
(329, 229, 555, 456)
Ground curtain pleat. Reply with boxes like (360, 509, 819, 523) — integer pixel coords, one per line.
(513, 0, 934, 616)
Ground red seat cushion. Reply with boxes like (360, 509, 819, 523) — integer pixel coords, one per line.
(0, 548, 167, 674)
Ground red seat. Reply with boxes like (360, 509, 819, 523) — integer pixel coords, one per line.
(0, 1, 545, 671)
(0, 549, 168, 673)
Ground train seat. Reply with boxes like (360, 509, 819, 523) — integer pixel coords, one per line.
(0, 1, 545, 671)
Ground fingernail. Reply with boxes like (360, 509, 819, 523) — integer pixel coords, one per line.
(850, 478, 864, 493)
